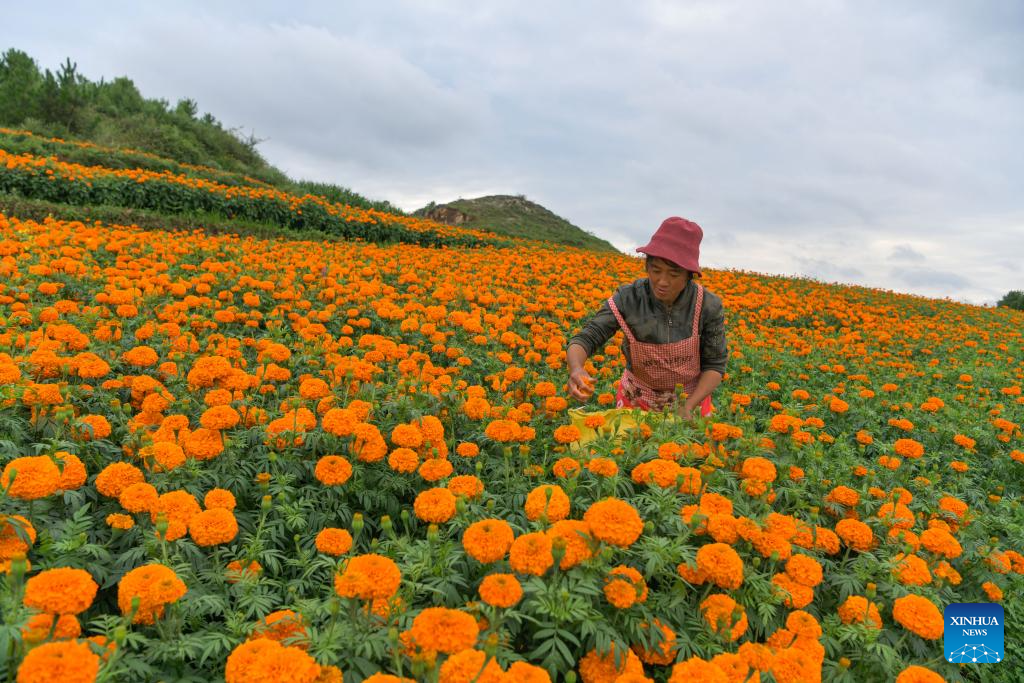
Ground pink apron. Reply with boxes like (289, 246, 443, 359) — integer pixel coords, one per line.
(608, 283, 714, 416)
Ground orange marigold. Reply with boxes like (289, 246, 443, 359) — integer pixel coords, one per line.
(334, 554, 401, 600)
(509, 532, 554, 576)
(668, 657, 729, 683)
(700, 594, 748, 642)
(117, 563, 187, 624)
(892, 594, 943, 639)
(546, 519, 594, 569)
(2, 456, 61, 500)
(16, 640, 99, 683)
(314, 455, 352, 486)
(414, 487, 457, 523)
(578, 644, 645, 683)
(408, 607, 479, 654)
(695, 543, 744, 590)
(188, 508, 239, 547)
(583, 498, 643, 548)
(524, 484, 571, 522)
(224, 638, 321, 683)
(479, 573, 523, 608)
(895, 666, 945, 683)
(23, 567, 98, 615)
(448, 475, 484, 499)
(785, 554, 823, 587)
(463, 519, 515, 564)
(835, 518, 874, 552)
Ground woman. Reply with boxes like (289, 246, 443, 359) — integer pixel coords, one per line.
(566, 217, 727, 418)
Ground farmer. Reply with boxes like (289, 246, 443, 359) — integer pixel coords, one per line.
(566, 217, 727, 419)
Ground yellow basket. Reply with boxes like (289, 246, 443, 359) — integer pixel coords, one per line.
(566, 407, 682, 451)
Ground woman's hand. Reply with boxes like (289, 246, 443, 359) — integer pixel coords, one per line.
(568, 368, 595, 402)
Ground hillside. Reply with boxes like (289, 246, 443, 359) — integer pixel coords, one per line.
(0, 48, 401, 214)
(415, 194, 618, 252)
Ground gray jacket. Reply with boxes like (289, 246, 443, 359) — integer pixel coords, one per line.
(567, 278, 728, 375)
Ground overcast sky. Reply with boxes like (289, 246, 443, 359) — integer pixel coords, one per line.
(5, 1, 1023, 304)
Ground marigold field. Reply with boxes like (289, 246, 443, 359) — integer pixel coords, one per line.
(1, 134, 1023, 683)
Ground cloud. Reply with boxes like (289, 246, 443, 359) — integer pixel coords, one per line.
(892, 267, 971, 291)
(889, 244, 926, 261)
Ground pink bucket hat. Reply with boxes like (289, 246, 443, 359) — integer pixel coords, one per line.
(636, 217, 703, 276)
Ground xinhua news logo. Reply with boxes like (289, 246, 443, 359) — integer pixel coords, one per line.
(944, 603, 1004, 664)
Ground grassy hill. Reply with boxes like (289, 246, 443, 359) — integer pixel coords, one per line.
(0, 48, 400, 214)
(414, 195, 618, 252)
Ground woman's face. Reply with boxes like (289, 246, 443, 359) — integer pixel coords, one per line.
(646, 257, 689, 305)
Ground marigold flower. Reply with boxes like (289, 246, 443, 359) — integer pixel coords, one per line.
(224, 638, 321, 683)
(54, 451, 87, 491)
(604, 578, 638, 609)
(895, 666, 945, 683)
(785, 554, 823, 587)
(463, 519, 515, 563)
(314, 455, 352, 486)
(77, 414, 112, 440)
(509, 532, 554, 576)
(409, 607, 479, 654)
(893, 438, 924, 459)
(552, 457, 581, 478)
(668, 657, 729, 683)
(182, 427, 224, 461)
(583, 498, 643, 548)
(106, 513, 134, 530)
(700, 594, 748, 641)
(578, 644, 645, 683)
(151, 441, 186, 472)
(546, 519, 593, 569)
(16, 639, 99, 683)
(388, 448, 419, 473)
(119, 482, 159, 513)
(334, 554, 401, 600)
(150, 490, 202, 541)
(117, 563, 187, 624)
(20, 613, 81, 644)
(418, 457, 453, 482)
(740, 456, 777, 482)
(251, 610, 309, 648)
(631, 459, 682, 488)
(479, 573, 522, 608)
(695, 543, 744, 590)
(838, 595, 882, 629)
(414, 487, 457, 523)
(200, 405, 240, 430)
(892, 594, 943, 639)
(553, 424, 581, 443)
(2, 456, 61, 500)
(188, 508, 239, 547)
(204, 488, 237, 510)
(445, 474, 482, 500)
(95, 462, 146, 498)
(770, 573, 814, 609)
(455, 442, 479, 458)
(438, 649, 506, 683)
(23, 567, 98, 615)
(524, 484, 570, 522)
(835, 518, 874, 552)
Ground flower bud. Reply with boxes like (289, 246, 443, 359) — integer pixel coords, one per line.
(381, 515, 394, 538)
(551, 537, 567, 567)
(352, 513, 364, 535)
(427, 524, 439, 543)
(261, 495, 272, 510)
(155, 512, 169, 537)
